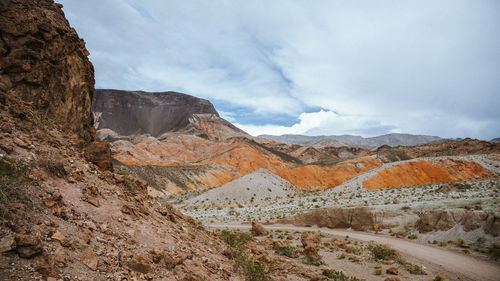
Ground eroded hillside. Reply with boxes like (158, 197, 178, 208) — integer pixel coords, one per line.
(0, 1, 314, 280)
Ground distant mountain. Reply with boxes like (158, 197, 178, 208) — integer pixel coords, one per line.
(491, 138, 500, 143)
(258, 133, 445, 148)
(92, 89, 248, 140)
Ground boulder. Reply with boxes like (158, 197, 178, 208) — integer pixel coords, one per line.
(14, 234, 43, 258)
(79, 247, 98, 271)
(251, 221, 267, 236)
(0, 234, 16, 253)
(301, 233, 320, 258)
(83, 141, 113, 170)
(128, 253, 152, 274)
(386, 267, 399, 275)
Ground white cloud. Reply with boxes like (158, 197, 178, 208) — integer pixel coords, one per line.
(235, 110, 396, 137)
(59, 0, 500, 139)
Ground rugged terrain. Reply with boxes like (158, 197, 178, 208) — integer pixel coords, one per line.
(3, 1, 499, 280)
(0, 2, 325, 280)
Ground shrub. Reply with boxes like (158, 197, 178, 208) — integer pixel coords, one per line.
(123, 177, 139, 191)
(303, 254, 325, 266)
(0, 158, 34, 219)
(433, 273, 448, 281)
(275, 246, 298, 258)
(408, 234, 418, 240)
(374, 268, 382, 275)
(237, 259, 270, 281)
(38, 157, 67, 178)
(406, 264, 424, 274)
(368, 244, 397, 260)
(323, 269, 365, 281)
(488, 243, 500, 261)
(220, 230, 271, 281)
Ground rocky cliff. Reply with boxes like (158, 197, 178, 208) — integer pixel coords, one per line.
(0, 0, 95, 141)
(92, 89, 247, 140)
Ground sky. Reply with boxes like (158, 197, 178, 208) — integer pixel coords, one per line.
(59, 0, 500, 139)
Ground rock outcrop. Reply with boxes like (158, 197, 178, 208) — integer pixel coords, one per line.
(251, 221, 267, 236)
(0, 0, 95, 141)
(278, 207, 418, 231)
(280, 207, 500, 237)
(415, 209, 500, 236)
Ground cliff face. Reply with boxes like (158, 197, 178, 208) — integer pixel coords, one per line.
(0, 0, 95, 141)
(92, 89, 247, 140)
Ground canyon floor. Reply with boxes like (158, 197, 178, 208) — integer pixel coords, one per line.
(210, 224, 500, 281)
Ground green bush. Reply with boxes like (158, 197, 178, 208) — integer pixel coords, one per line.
(406, 264, 424, 274)
(303, 254, 325, 266)
(433, 273, 448, 281)
(368, 244, 397, 260)
(275, 245, 298, 258)
(237, 259, 270, 281)
(488, 243, 500, 260)
(219, 230, 271, 281)
(323, 269, 365, 281)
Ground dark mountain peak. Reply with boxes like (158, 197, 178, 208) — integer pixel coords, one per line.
(92, 89, 219, 137)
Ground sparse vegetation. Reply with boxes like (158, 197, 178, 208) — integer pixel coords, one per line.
(406, 264, 424, 275)
(303, 254, 325, 266)
(37, 156, 67, 178)
(323, 269, 365, 281)
(219, 230, 272, 281)
(275, 245, 298, 258)
(368, 244, 397, 261)
(433, 273, 448, 281)
(0, 158, 34, 219)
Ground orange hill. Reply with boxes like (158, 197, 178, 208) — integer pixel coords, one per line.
(363, 159, 495, 190)
(278, 156, 383, 191)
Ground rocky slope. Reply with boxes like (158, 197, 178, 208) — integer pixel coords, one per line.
(260, 133, 444, 148)
(0, 2, 318, 280)
(93, 89, 248, 140)
(0, 0, 94, 141)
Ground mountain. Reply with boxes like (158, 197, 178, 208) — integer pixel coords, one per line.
(259, 133, 445, 148)
(0, 2, 251, 279)
(492, 138, 500, 143)
(92, 89, 248, 141)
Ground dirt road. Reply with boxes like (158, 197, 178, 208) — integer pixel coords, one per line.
(210, 224, 500, 281)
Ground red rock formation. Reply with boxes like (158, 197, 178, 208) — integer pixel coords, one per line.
(277, 156, 384, 191)
(363, 159, 495, 190)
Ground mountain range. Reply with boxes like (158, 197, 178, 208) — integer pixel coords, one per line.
(259, 133, 445, 148)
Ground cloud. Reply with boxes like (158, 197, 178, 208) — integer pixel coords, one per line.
(59, 0, 500, 139)
(235, 110, 397, 137)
